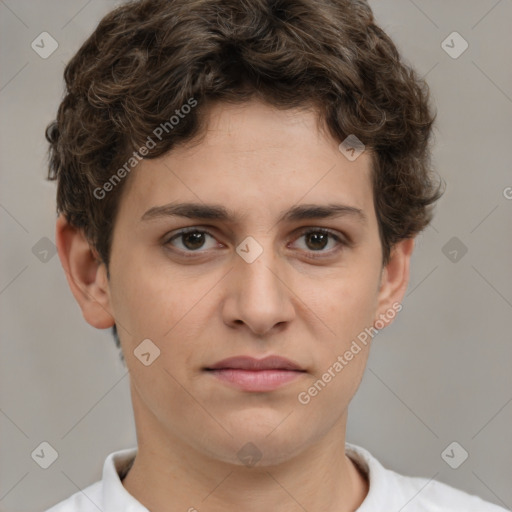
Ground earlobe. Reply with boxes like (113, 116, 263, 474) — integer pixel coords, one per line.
(374, 238, 415, 329)
(55, 214, 115, 329)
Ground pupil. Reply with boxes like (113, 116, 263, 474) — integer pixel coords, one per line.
(307, 232, 327, 250)
(184, 232, 205, 250)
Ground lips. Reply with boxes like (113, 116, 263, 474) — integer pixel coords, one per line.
(204, 356, 306, 392)
(205, 355, 305, 372)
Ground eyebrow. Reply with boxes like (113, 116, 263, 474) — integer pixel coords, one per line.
(140, 202, 367, 225)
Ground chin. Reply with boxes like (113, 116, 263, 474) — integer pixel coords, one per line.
(199, 422, 312, 468)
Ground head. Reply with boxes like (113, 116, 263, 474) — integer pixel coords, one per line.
(47, 0, 442, 466)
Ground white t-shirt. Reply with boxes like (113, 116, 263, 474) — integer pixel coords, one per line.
(45, 443, 508, 511)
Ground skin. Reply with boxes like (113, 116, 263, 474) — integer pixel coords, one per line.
(56, 98, 414, 512)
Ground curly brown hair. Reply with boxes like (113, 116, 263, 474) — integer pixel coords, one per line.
(46, 0, 442, 347)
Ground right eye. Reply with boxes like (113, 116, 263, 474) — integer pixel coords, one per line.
(164, 227, 221, 255)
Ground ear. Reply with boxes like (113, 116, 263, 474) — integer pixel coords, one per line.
(374, 238, 415, 329)
(55, 214, 115, 329)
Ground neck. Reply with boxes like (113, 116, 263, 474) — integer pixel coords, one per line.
(122, 409, 368, 512)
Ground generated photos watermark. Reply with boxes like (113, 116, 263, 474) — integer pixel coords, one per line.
(93, 97, 198, 200)
(297, 302, 402, 405)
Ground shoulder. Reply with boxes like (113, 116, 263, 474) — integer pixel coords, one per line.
(392, 471, 508, 511)
(44, 480, 103, 512)
(345, 442, 508, 512)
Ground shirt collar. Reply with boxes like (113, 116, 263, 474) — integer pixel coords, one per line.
(102, 447, 148, 512)
(345, 442, 402, 510)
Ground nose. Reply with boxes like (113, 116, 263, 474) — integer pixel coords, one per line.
(222, 238, 296, 336)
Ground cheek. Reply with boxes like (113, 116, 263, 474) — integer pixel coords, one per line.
(297, 261, 381, 388)
(296, 269, 380, 404)
(108, 249, 219, 365)
(108, 248, 181, 344)
(307, 262, 381, 336)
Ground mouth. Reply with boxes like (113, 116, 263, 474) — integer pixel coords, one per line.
(204, 355, 306, 392)
(204, 355, 305, 372)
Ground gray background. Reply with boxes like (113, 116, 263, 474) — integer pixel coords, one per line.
(1, 1, 511, 511)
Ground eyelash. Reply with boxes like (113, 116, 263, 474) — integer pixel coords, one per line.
(163, 227, 347, 259)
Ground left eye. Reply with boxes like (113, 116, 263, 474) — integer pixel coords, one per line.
(293, 228, 343, 253)
(164, 227, 344, 255)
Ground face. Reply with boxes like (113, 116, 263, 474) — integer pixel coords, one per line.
(74, 99, 410, 467)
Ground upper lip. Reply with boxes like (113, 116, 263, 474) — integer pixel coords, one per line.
(205, 355, 305, 371)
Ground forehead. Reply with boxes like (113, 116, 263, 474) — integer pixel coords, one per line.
(120, 99, 375, 223)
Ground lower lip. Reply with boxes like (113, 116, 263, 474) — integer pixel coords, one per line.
(207, 369, 304, 392)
